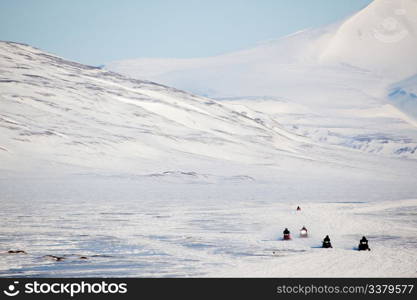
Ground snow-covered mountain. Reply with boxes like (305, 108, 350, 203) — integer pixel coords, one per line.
(106, 0, 417, 158)
(2, 40, 416, 180)
(320, 0, 417, 80)
(0, 41, 314, 176)
(2, 40, 385, 180)
(107, 0, 417, 95)
(106, 26, 343, 99)
(106, 0, 417, 124)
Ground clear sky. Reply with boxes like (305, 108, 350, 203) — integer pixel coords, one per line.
(0, 0, 372, 66)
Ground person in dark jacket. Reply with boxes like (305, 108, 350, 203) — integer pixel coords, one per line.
(283, 228, 291, 240)
(322, 235, 332, 248)
(358, 236, 371, 251)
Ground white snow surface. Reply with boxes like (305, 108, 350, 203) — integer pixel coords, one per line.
(2, 0, 417, 277)
(0, 178, 416, 277)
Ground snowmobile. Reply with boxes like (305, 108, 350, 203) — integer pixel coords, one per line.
(299, 226, 308, 238)
(283, 228, 291, 240)
(358, 236, 371, 251)
(322, 235, 332, 248)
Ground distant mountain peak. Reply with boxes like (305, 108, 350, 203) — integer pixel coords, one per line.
(320, 0, 417, 80)
(107, 0, 417, 97)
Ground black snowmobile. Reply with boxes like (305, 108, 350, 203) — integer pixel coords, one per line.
(358, 236, 371, 251)
(322, 235, 332, 248)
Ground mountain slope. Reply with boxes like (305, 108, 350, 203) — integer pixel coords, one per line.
(320, 0, 417, 80)
(107, 0, 417, 97)
(2, 41, 417, 181)
(106, 27, 343, 99)
(1, 41, 316, 175)
(3, 41, 384, 180)
(105, 0, 417, 158)
(388, 73, 417, 122)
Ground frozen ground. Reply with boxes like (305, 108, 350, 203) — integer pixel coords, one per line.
(0, 177, 416, 277)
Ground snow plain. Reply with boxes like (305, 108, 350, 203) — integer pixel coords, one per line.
(1, 178, 416, 277)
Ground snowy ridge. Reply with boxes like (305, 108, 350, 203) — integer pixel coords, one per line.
(0, 41, 320, 175)
(4, 40, 416, 181)
(320, 0, 417, 80)
(0, 40, 415, 177)
(105, 1, 417, 160)
(107, 0, 417, 95)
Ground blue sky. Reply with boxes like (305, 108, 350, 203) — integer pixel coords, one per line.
(0, 0, 372, 66)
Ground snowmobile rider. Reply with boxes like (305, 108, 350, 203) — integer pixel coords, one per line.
(358, 236, 371, 251)
(300, 226, 308, 237)
(296, 206, 301, 211)
(283, 228, 291, 240)
(322, 235, 332, 248)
